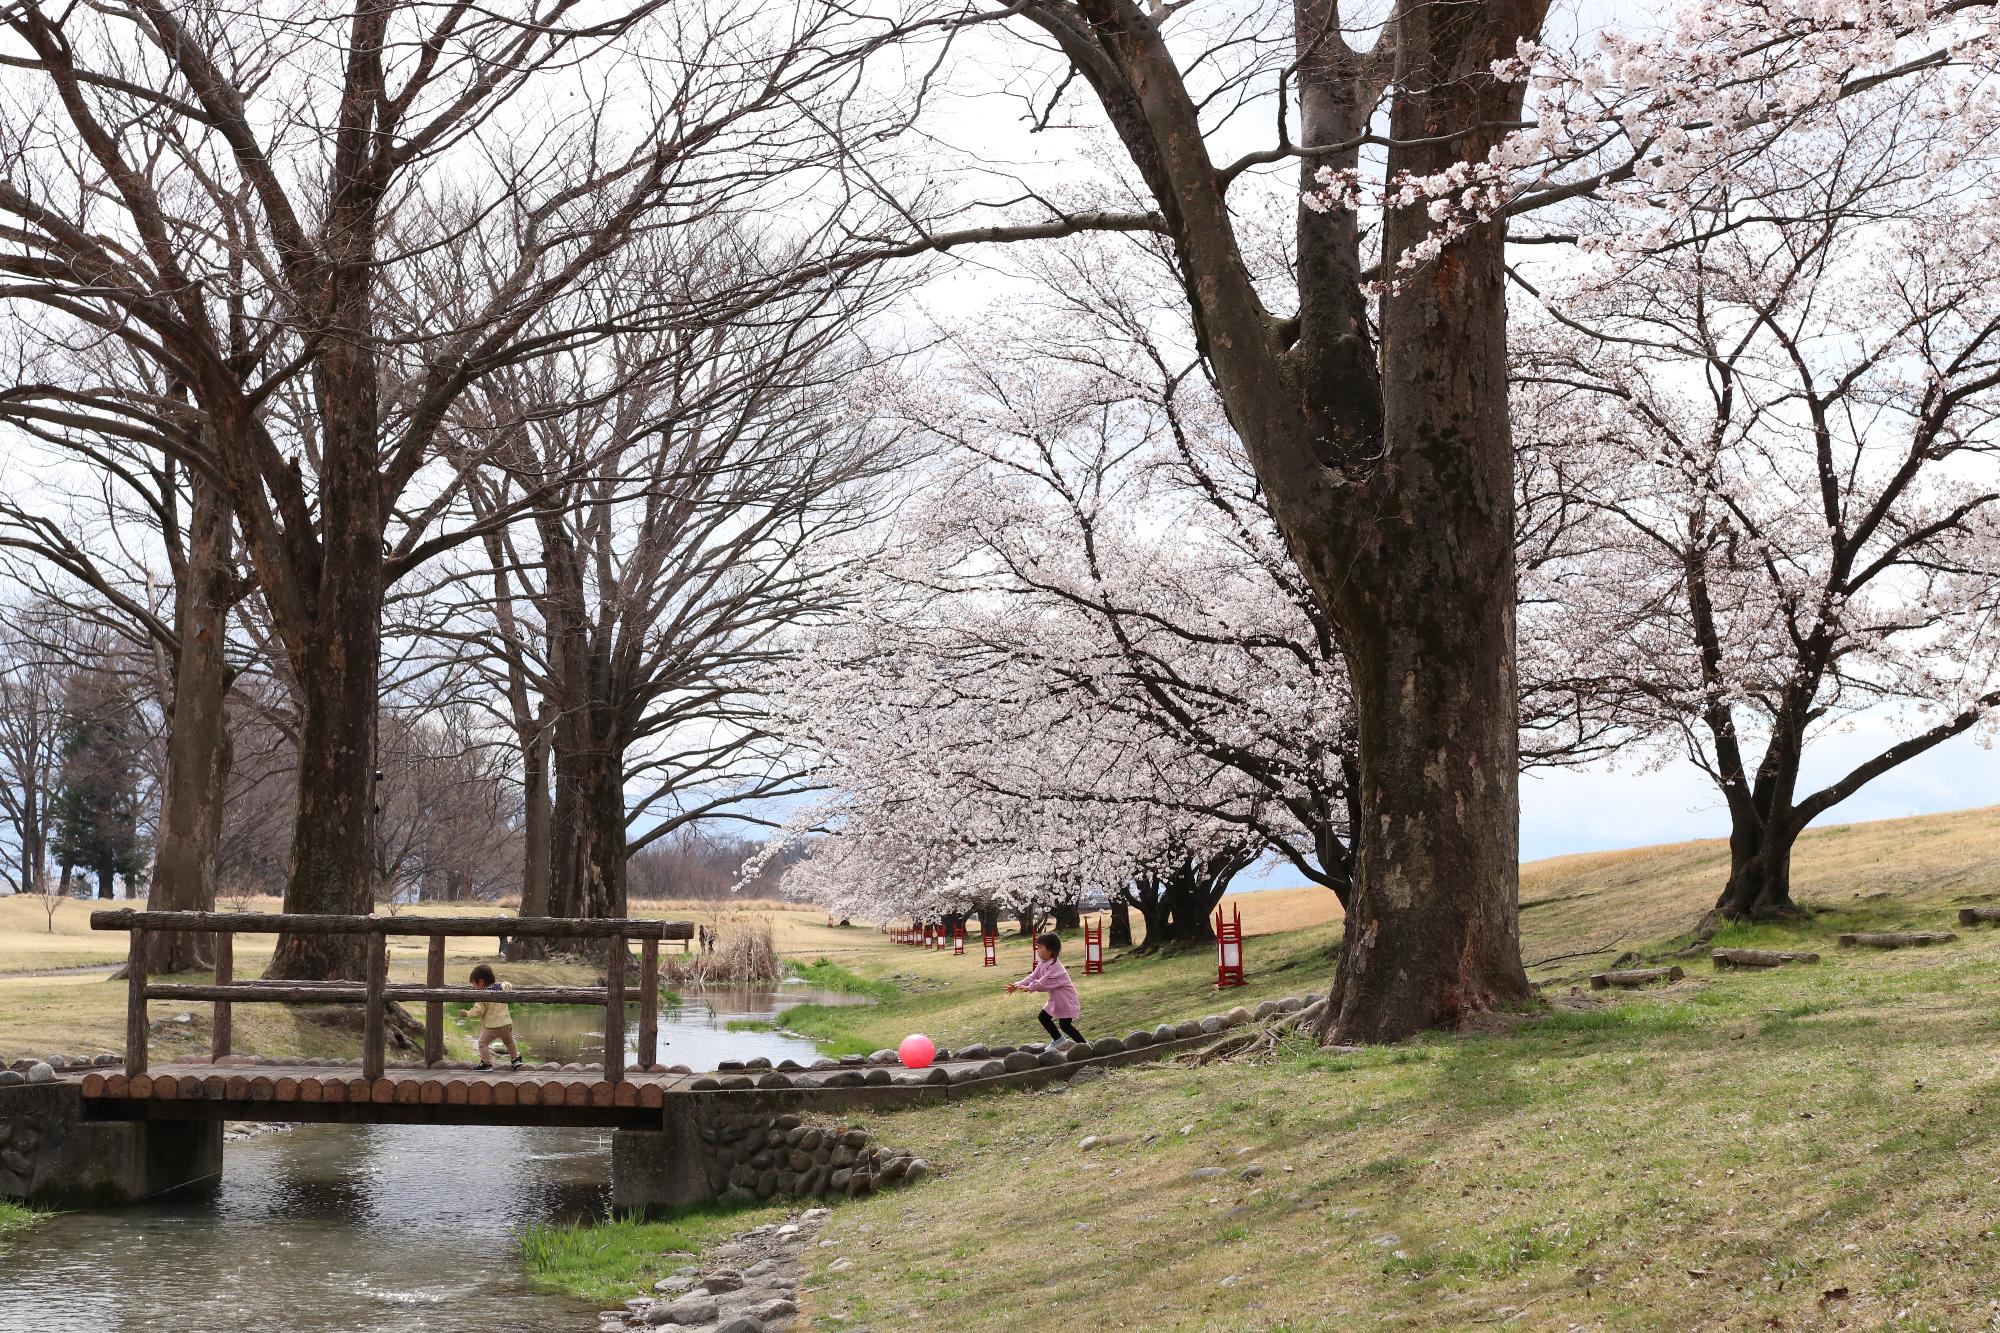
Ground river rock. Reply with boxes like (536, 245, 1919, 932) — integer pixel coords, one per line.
(957, 1043, 988, 1060)
(904, 1158, 930, 1182)
(863, 1068, 892, 1086)
(1198, 1015, 1226, 1034)
(653, 1276, 697, 1295)
(798, 1128, 822, 1150)
(1002, 1051, 1039, 1073)
(744, 1057, 772, 1071)
(841, 1130, 868, 1149)
(0, 1071, 24, 1088)
(1065, 1044, 1093, 1063)
(1253, 1000, 1278, 1021)
(1191, 1166, 1227, 1181)
(776, 1059, 805, 1072)
(1123, 1029, 1152, 1048)
(868, 1050, 897, 1064)
(1239, 1163, 1264, 1180)
(702, 1268, 746, 1293)
(756, 1073, 791, 1090)
(714, 1318, 765, 1333)
(822, 1070, 865, 1088)
(1225, 1006, 1252, 1027)
(922, 1066, 950, 1084)
(752, 1298, 798, 1320)
(25, 1062, 54, 1085)
(1090, 1036, 1124, 1056)
(829, 1167, 852, 1191)
(718, 1060, 746, 1072)
(645, 1294, 719, 1325)
(718, 1075, 756, 1091)
(689, 1077, 720, 1090)
(838, 1054, 867, 1067)
(1174, 1019, 1203, 1038)
(1037, 1050, 1067, 1068)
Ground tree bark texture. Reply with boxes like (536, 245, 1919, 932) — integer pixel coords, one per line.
(148, 477, 233, 973)
(1108, 897, 1132, 948)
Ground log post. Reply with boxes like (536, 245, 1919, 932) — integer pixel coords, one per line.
(638, 937, 659, 1072)
(212, 931, 233, 1060)
(1836, 931, 1957, 949)
(126, 926, 149, 1075)
(1712, 948, 1820, 970)
(425, 935, 446, 1067)
(1588, 965, 1684, 990)
(604, 933, 626, 1084)
(363, 930, 388, 1081)
(1957, 907, 2000, 926)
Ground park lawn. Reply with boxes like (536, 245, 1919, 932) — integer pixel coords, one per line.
(799, 910, 2000, 1332)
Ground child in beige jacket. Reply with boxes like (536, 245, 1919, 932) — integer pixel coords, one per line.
(461, 964, 523, 1071)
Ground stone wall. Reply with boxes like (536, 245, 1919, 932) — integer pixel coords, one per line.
(0, 1080, 223, 1206)
(699, 1110, 926, 1205)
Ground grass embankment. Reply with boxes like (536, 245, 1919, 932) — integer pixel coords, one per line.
(520, 1201, 789, 1303)
(552, 804, 2000, 1330)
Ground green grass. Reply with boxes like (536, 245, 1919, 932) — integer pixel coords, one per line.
(0, 1200, 42, 1250)
(517, 1202, 787, 1304)
(725, 1018, 775, 1033)
(774, 931, 1332, 1058)
(784, 957, 900, 1001)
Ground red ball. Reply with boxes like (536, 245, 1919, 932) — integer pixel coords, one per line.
(898, 1033, 936, 1069)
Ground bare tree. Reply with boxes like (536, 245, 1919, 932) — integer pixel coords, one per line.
(0, 607, 65, 897)
(440, 237, 907, 941)
(0, 0, 916, 978)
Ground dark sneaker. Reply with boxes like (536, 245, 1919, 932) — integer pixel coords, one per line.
(475, 1062, 494, 1071)
(509, 1056, 524, 1071)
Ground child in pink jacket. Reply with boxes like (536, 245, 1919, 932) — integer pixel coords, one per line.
(1006, 932, 1085, 1046)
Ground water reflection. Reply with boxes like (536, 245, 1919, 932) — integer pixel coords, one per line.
(0, 1123, 607, 1333)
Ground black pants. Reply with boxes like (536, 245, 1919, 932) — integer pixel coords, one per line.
(1038, 1011, 1084, 1044)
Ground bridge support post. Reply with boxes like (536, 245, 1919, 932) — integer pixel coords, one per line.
(1, 1083, 222, 1206)
(610, 1099, 710, 1216)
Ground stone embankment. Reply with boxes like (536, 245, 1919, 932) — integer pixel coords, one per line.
(600, 1208, 824, 1333)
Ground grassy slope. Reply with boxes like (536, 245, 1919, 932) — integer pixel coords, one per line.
(782, 804, 2000, 1331)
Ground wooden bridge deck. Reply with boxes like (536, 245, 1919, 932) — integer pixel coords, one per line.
(71, 1062, 697, 1129)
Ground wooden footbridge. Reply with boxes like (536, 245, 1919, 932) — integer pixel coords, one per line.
(79, 909, 696, 1129)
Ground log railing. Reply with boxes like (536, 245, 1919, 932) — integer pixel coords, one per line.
(91, 911, 691, 1082)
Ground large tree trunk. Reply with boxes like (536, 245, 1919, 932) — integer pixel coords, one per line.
(1713, 809, 1802, 920)
(504, 728, 553, 960)
(1308, 0, 1538, 1043)
(1050, 900, 1080, 931)
(148, 477, 233, 973)
(1108, 897, 1132, 948)
(549, 713, 624, 924)
(1124, 879, 1170, 953)
(1160, 865, 1221, 945)
(265, 344, 385, 982)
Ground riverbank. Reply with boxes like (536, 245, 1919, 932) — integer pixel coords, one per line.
(543, 805, 2000, 1330)
(0, 1200, 39, 1249)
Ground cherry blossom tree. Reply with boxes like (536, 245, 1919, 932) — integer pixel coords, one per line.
(1514, 81, 2000, 923)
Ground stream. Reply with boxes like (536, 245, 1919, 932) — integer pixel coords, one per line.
(0, 982, 866, 1333)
